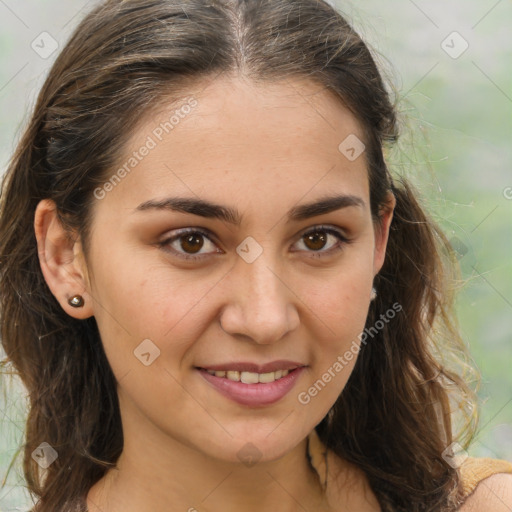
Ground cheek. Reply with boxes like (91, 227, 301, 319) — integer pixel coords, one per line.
(87, 244, 212, 371)
(302, 266, 372, 340)
(308, 288, 369, 381)
(299, 261, 372, 399)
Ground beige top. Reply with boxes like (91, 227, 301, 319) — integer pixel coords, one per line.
(306, 428, 512, 507)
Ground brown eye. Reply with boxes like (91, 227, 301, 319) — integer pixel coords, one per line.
(160, 228, 221, 261)
(294, 226, 350, 259)
(180, 233, 205, 254)
(303, 231, 328, 251)
(159, 225, 350, 262)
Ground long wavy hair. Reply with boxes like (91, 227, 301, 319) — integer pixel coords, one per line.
(0, 1, 478, 511)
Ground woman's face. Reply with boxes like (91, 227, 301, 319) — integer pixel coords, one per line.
(78, 76, 394, 463)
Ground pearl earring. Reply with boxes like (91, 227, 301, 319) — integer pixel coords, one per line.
(370, 287, 377, 301)
(68, 295, 84, 308)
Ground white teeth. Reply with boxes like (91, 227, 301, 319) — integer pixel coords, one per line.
(258, 372, 276, 383)
(241, 371, 259, 384)
(205, 368, 292, 383)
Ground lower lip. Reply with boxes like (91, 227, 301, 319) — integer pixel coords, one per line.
(197, 367, 306, 407)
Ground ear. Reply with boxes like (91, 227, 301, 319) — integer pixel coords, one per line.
(373, 191, 396, 276)
(34, 199, 94, 319)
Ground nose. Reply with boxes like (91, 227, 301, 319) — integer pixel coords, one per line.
(218, 254, 300, 345)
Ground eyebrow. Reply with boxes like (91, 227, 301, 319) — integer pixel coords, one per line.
(134, 194, 365, 226)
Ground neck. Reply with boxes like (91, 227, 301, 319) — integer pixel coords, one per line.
(86, 401, 330, 512)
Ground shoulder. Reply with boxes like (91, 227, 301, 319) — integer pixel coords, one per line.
(458, 457, 512, 511)
(459, 473, 512, 511)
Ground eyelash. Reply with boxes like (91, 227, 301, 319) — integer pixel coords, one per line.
(158, 225, 351, 262)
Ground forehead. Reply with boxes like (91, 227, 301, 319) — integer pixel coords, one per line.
(96, 75, 369, 219)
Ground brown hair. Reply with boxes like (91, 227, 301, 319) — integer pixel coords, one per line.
(0, 1, 478, 510)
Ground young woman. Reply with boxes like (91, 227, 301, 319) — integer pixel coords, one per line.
(1, 1, 511, 511)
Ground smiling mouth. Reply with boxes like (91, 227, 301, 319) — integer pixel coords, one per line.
(197, 368, 295, 384)
(196, 366, 306, 406)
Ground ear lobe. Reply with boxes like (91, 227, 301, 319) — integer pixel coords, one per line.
(373, 191, 396, 276)
(34, 199, 94, 319)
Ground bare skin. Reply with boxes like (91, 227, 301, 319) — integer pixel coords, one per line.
(34, 75, 394, 512)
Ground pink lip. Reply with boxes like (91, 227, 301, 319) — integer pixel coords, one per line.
(198, 360, 305, 374)
(197, 366, 306, 407)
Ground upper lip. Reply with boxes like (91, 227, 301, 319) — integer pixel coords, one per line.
(197, 360, 306, 374)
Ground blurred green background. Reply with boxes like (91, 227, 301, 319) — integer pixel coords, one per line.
(1, 0, 511, 509)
